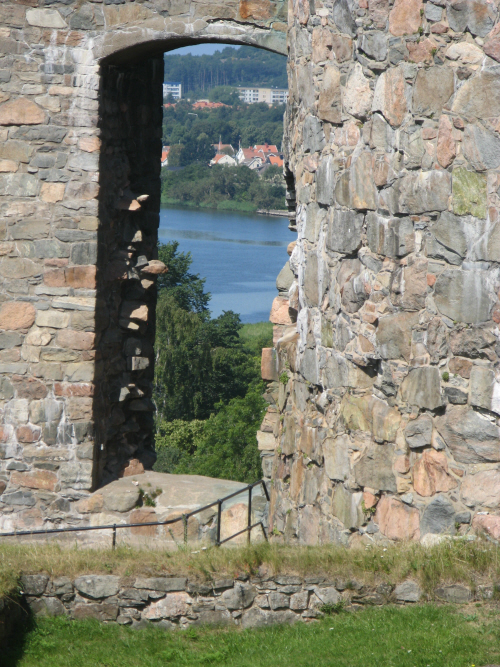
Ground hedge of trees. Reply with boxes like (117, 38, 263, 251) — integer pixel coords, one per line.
(161, 163, 286, 212)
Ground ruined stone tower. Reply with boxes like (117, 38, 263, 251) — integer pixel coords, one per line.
(0, 0, 500, 544)
(260, 0, 500, 545)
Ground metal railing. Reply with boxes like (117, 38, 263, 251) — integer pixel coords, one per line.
(0, 479, 269, 549)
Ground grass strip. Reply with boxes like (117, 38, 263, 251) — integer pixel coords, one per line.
(1, 540, 500, 600)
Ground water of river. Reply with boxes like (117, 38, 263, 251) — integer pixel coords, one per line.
(158, 206, 291, 323)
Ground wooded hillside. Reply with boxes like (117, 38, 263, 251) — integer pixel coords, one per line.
(163, 45, 288, 95)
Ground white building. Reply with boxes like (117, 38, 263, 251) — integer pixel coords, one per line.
(237, 87, 288, 105)
(163, 82, 182, 100)
(210, 153, 237, 167)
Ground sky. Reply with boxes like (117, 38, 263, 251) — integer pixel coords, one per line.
(165, 44, 239, 56)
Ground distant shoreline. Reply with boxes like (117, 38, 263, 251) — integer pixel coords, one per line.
(257, 209, 289, 217)
(161, 199, 288, 217)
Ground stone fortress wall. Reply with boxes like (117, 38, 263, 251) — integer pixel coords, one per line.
(1, 0, 500, 546)
(0, 0, 286, 533)
(258, 0, 500, 545)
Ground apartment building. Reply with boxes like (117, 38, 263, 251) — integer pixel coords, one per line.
(237, 87, 289, 105)
(163, 82, 182, 100)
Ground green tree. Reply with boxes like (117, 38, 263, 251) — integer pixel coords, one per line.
(166, 143, 183, 167)
(179, 135, 214, 166)
(157, 381, 266, 482)
(155, 243, 257, 422)
(157, 241, 209, 313)
(208, 86, 240, 105)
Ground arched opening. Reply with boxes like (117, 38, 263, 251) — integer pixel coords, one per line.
(93, 38, 293, 489)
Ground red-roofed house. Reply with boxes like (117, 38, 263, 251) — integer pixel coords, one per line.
(161, 146, 170, 167)
(192, 100, 228, 110)
(254, 143, 279, 154)
(267, 155, 283, 168)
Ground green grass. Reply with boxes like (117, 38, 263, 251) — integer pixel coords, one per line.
(239, 321, 273, 355)
(5, 605, 500, 667)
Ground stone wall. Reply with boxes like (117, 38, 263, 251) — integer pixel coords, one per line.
(10, 571, 492, 630)
(259, 0, 500, 545)
(0, 1, 285, 534)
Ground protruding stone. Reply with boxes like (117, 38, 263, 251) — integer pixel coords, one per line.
(451, 69, 500, 119)
(434, 270, 491, 324)
(389, 0, 422, 35)
(74, 576, 121, 599)
(261, 348, 278, 382)
(326, 209, 365, 253)
(436, 115, 456, 168)
(372, 66, 407, 128)
(269, 297, 293, 325)
(332, 484, 363, 529)
(461, 469, 500, 509)
(420, 495, 455, 535)
(452, 168, 487, 219)
(323, 434, 350, 481)
(358, 31, 387, 61)
(401, 367, 442, 410)
(470, 366, 500, 414)
(354, 444, 397, 492)
(385, 170, 451, 215)
(376, 312, 419, 362)
(335, 153, 377, 211)
(413, 68, 454, 117)
(140, 260, 168, 276)
(463, 124, 500, 172)
(435, 405, 500, 464)
(343, 64, 373, 120)
(367, 214, 414, 259)
(413, 449, 458, 497)
(26, 9, 68, 28)
(318, 64, 342, 124)
(0, 98, 46, 126)
(404, 414, 433, 449)
(376, 495, 420, 541)
(0, 302, 36, 330)
(472, 514, 500, 540)
(11, 469, 57, 491)
(394, 580, 421, 602)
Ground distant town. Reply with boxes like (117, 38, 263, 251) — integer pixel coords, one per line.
(161, 82, 285, 171)
(162, 141, 283, 171)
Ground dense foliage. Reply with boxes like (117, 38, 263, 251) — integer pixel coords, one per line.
(153, 242, 272, 482)
(162, 100, 285, 153)
(163, 45, 287, 95)
(161, 163, 286, 212)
